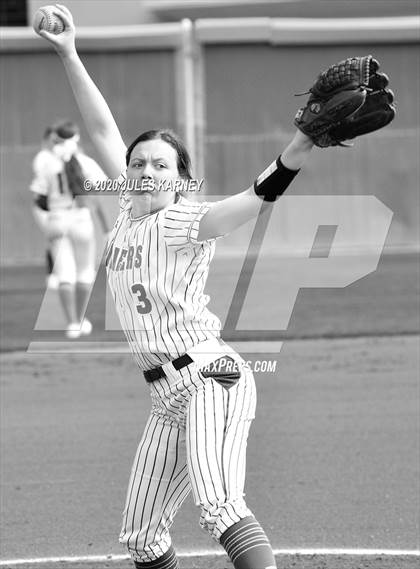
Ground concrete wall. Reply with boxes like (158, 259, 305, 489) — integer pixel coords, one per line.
(26, 0, 420, 26)
(203, 43, 420, 251)
(28, 0, 153, 26)
(0, 47, 177, 265)
(0, 21, 419, 264)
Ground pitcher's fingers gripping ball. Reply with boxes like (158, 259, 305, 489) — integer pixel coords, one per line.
(294, 55, 396, 147)
(33, 5, 65, 34)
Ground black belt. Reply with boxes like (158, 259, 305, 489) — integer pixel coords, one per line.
(144, 353, 194, 383)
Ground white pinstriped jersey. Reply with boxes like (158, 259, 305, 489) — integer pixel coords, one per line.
(106, 183, 221, 371)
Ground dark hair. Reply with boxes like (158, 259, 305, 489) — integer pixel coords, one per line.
(53, 120, 80, 140)
(125, 129, 192, 180)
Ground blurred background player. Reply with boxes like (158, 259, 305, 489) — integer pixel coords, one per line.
(29, 120, 110, 338)
(30, 125, 60, 289)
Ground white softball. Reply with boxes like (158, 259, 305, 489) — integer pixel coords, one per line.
(33, 5, 65, 35)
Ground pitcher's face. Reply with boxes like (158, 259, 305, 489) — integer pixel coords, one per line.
(126, 139, 181, 213)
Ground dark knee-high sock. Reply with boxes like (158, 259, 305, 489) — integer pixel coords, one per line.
(220, 516, 277, 569)
(133, 545, 179, 569)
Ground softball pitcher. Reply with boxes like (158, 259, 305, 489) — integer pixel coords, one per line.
(37, 4, 395, 568)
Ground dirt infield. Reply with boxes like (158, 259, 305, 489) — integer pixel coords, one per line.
(4, 553, 419, 569)
(1, 253, 419, 567)
(1, 335, 419, 565)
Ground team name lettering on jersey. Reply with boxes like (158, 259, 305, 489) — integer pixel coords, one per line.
(106, 244, 143, 271)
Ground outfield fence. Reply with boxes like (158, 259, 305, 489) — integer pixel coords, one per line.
(0, 16, 419, 264)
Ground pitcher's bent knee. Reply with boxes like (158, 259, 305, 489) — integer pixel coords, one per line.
(119, 529, 172, 563)
(198, 498, 253, 541)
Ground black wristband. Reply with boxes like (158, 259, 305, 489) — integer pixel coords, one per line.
(253, 155, 299, 202)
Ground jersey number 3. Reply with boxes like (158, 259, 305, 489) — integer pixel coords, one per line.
(131, 283, 152, 314)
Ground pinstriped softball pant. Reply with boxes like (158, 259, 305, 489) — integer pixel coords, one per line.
(119, 353, 256, 563)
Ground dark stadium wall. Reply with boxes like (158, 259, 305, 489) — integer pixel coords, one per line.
(0, 39, 418, 264)
(0, 49, 177, 265)
(203, 42, 419, 252)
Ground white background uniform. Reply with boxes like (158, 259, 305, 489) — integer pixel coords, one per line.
(30, 149, 107, 284)
(107, 186, 257, 562)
